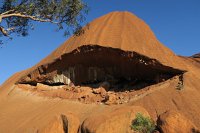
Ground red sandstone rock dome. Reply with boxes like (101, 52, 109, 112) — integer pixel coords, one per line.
(17, 11, 186, 87)
(36, 11, 183, 68)
(1, 11, 200, 132)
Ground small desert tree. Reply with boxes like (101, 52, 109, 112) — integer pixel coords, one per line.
(0, 0, 88, 44)
(131, 113, 155, 133)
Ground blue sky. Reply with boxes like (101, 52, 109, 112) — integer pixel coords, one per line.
(0, 0, 200, 85)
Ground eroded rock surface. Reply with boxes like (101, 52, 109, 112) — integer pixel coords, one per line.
(157, 110, 199, 133)
(191, 53, 200, 58)
(40, 113, 80, 133)
(17, 75, 181, 105)
(81, 106, 150, 133)
(17, 45, 185, 93)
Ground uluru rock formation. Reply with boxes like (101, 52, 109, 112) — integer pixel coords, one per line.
(0, 11, 200, 133)
(17, 12, 185, 92)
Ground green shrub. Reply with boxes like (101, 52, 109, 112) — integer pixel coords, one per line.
(131, 113, 155, 133)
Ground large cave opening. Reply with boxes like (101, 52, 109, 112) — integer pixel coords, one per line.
(17, 45, 185, 92)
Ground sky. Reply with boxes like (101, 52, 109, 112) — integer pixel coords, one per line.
(0, 0, 200, 85)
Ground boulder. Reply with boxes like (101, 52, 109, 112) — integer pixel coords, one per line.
(76, 87, 93, 98)
(157, 110, 199, 133)
(40, 113, 80, 133)
(92, 87, 107, 97)
(81, 106, 150, 133)
(99, 81, 110, 91)
(105, 93, 118, 105)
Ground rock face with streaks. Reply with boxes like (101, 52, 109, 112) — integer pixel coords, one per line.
(40, 113, 80, 133)
(17, 12, 185, 92)
(1, 11, 200, 133)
